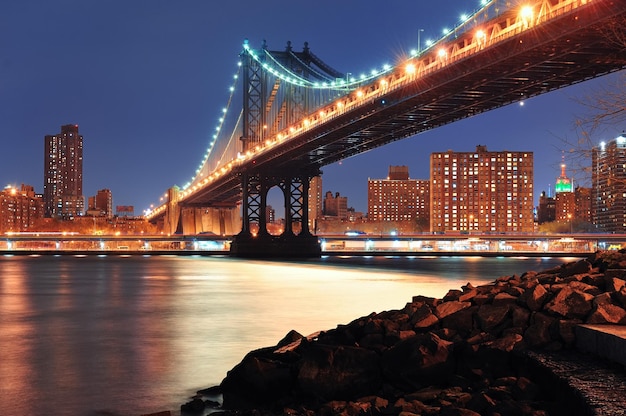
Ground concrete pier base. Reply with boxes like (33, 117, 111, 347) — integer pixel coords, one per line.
(576, 324, 626, 368)
(229, 233, 321, 258)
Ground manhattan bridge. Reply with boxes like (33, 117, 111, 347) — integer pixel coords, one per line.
(145, 0, 626, 257)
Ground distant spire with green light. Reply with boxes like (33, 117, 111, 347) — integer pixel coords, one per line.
(555, 160, 573, 193)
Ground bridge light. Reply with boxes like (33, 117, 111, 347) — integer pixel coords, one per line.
(319, 110, 326, 117)
(356, 90, 364, 98)
(405, 63, 416, 74)
(438, 48, 447, 58)
(520, 5, 533, 26)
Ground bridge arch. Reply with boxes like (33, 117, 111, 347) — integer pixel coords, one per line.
(231, 166, 320, 257)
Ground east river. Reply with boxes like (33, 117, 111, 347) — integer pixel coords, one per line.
(0, 254, 579, 416)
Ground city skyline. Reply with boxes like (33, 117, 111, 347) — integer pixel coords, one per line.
(2, 1, 623, 215)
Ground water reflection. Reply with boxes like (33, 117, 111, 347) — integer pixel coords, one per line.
(0, 255, 572, 415)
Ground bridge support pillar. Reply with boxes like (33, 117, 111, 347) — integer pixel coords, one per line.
(162, 186, 181, 235)
(179, 206, 240, 236)
(230, 168, 321, 258)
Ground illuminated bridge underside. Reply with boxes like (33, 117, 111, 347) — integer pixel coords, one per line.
(182, 0, 625, 209)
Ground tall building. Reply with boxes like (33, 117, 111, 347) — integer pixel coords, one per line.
(323, 191, 348, 219)
(554, 163, 575, 221)
(367, 165, 430, 228)
(430, 145, 534, 233)
(308, 176, 323, 232)
(555, 161, 574, 193)
(575, 186, 592, 223)
(44, 124, 84, 218)
(0, 184, 44, 233)
(592, 133, 626, 233)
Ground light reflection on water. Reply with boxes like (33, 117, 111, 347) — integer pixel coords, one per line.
(0, 255, 573, 416)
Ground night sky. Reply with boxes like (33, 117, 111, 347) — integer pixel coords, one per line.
(2, 0, 623, 216)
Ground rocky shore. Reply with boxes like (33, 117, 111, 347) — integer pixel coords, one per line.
(182, 251, 626, 415)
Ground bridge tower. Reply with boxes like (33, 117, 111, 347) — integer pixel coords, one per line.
(230, 40, 343, 257)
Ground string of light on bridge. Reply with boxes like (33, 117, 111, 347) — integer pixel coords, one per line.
(146, 0, 551, 217)
(184, 0, 496, 190)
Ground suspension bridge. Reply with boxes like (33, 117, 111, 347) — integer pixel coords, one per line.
(145, 0, 626, 257)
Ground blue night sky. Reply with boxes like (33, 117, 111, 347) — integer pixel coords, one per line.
(2, 0, 623, 215)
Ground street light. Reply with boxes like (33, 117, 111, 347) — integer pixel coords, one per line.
(417, 29, 424, 54)
(567, 213, 573, 234)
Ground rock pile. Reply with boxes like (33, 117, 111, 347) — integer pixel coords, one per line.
(183, 251, 626, 415)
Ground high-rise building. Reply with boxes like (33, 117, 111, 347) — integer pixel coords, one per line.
(575, 186, 592, 224)
(0, 184, 44, 233)
(308, 176, 323, 232)
(555, 162, 574, 193)
(592, 134, 626, 233)
(430, 145, 534, 233)
(554, 163, 575, 221)
(44, 124, 84, 218)
(367, 166, 430, 228)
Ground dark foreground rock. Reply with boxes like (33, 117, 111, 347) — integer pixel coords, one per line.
(183, 251, 626, 415)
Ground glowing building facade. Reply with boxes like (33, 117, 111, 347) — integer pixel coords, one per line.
(308, 176, 323, 232)
(592, 134, 626, 233)
(554, 163, 575, 222)
(0, 184, 44, 233)
(44, 124, 84, 218)
(367, 166, 430, 228)
(430, 145, 534, 233)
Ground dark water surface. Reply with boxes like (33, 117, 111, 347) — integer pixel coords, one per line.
(0, 254, 576, 415)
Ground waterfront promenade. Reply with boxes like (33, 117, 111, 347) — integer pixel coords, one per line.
(1, 233, 625, 257)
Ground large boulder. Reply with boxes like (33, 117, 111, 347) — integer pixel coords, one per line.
(381, 332, 455, 391)
(544, 287, 594, 319)
(296, 343, 381, 402)
(220, 348, 296, 409)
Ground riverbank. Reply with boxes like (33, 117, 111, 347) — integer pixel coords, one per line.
(182, 251, 626, 415)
